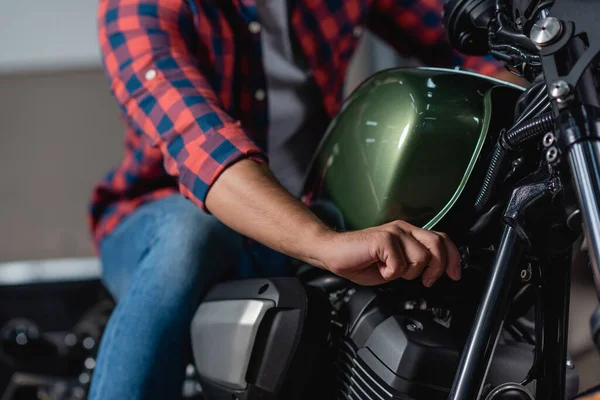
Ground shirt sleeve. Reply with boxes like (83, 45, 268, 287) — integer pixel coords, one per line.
(97, 0, 265, 211)
(367, 0, 501, 76)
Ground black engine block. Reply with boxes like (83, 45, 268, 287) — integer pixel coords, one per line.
(331, 286, 579, 400)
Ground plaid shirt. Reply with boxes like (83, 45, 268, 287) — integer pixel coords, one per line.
(90, 0, 500, 249)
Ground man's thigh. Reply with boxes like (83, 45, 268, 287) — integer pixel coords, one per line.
(99, 195, 245, 301)
(98, 196, 344, 301)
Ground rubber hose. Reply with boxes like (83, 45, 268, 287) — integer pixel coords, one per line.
(474, 112, 554, 212)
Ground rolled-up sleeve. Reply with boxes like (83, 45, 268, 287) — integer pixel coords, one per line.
(98, 0, 265, 210)
(367, 0, 501, 76)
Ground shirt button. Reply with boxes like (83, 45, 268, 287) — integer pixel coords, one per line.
(353, 25, 363, 38)
(145, 69, 157, 81)
(248, 21, 262, 34)
(254, 89, 266, 101)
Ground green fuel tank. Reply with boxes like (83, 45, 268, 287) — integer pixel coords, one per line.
(301, 67, 524, 239)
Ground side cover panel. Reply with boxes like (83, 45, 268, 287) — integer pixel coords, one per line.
(190, 299, 274, 390)
(190, 278, 331, 400)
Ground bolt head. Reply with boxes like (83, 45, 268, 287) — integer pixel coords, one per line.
(543, 132, 555, 147)
(530, 17, 563, 46)
(546, 146, 559, 163)
(406, 319, 423, 332)
(551, 80, 571, 101)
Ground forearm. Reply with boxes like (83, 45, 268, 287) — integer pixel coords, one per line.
(205, 159, 332, 267)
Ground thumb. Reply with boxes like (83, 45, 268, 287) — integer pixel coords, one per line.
(352, 265, 389, 286)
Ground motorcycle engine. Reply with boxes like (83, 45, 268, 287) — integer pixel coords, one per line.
(326, 281, 577, 400)
(190, 276, 578, 400)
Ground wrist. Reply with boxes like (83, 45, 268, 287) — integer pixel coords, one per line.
(299, 223, 336, 270)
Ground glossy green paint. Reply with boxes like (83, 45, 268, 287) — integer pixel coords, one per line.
(302, 67, 524, 231)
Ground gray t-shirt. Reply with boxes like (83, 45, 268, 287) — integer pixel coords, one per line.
(256, 0, 329, 197)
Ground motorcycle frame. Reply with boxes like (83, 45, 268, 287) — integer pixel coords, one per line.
(449, 0, 600, 398)
(450, 164, 572, 400)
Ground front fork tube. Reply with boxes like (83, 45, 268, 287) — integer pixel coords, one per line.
(450, 167, 569, 399)
(450, 227, 572, 400)
(449, 225, 525, 400)
(536, 251, 571, 399)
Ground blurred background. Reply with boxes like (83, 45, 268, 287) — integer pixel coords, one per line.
(0, 0, 599, 398)
(0, 1, 122, 262)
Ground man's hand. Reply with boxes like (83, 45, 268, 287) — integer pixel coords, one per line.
(315, 221, 461, 287)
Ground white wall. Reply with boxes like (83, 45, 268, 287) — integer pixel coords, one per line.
(0, 0, 101, 73)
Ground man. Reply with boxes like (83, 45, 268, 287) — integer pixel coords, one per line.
(88, 0, 512, 398)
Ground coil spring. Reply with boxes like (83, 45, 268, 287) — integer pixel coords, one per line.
(474, 112, 554, 212)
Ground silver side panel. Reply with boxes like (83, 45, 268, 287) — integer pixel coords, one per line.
(190, 299, 274, 390)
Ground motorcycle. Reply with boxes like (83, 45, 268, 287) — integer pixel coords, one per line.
(2, 0, 599, 399)
(187, 0, 600, 399)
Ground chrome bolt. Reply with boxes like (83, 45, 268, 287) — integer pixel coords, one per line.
(550, 80, 571, 102)
(512, 157, 524, 168)
(520, 269, 532, 282)
(186, 364, 196, 377)
(530, 17, 563, 47)
(543, 132, 555, 147)
(546, 146, 559, 163)
(566, 358, 574, 369)
(406, 319, 423, 332)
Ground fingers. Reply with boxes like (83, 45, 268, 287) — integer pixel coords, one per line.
(390, 221, 462, 286)
(329, 222, 461, 288)
(433, 230, 462, 281)
(386, 226, 431, 280)
(410, 229, 447, 287)
(377, 232, 408, 281)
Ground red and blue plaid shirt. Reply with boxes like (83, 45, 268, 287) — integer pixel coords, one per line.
(90, 0, 500, 249)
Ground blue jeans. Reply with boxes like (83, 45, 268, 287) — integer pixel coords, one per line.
(88, 195, 292, 400)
